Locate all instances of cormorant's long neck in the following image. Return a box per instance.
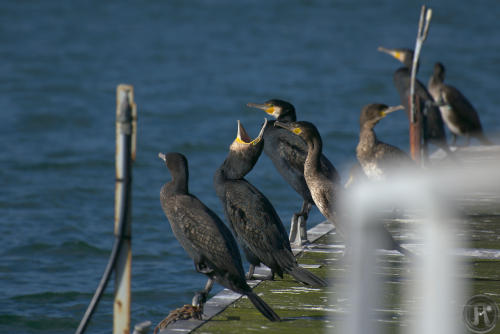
[276,112,296,123]
[359,123,378,151]
[213,167,226,201]
[168,170,189,194]
[402,56,418,72]
[429,72,444,87]
[219,153,252,180]
[305,136,322,173]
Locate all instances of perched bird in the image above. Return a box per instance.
[428,62,492,146]
[214,120,327,287]
[378,47,452,156]
[274,121,344,238]
[159,152,280,322]
[275,121,410,256]
[356,103,415,180]
[247,99,340,246]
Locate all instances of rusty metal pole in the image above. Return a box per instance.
[409,96,422,163]
[409,6,432,164]
[114,84,137,334]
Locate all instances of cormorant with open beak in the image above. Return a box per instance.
[214,119,327,287]
[159,152,280,322]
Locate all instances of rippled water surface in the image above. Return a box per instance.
[1,1,499,333]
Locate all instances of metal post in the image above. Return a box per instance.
[409,96,422,164]
[409,6,432,164]
[114,84,137,334]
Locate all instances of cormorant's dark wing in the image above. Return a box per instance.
[374,142,414,172]
[222,180,292,261]
[319,154,340,184]
[394,69,447,145]
[263,126,310,195]
[166,194,244,279]
[442,85,483,132]
[264,126,340,196]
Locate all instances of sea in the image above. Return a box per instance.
[1,1,499,333]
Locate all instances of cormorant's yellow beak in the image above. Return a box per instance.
[381,105,404,117]
[235,119,267,146]
[247,102,279,118]
[378,46,403,62]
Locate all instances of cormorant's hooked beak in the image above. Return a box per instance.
[158,152,166,162]
[247,102,279,118]
[378,46,404,62]
[274,121,290,130]
[235,118,267,146]
[274,121,302,135]
[382,105,404,117]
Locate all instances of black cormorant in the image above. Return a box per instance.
[428,62,492,146]
[159,152,280,322]
[356,103,416,180]
[378,47,452,156]
[247,99,340,246]
[214,120,327,287]
[275,121,410,256]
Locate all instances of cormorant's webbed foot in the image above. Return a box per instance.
[192,291,208,307]
[191,278,214,307]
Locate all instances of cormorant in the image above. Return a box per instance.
[378,47,452,156]
[159,152,280,322]
[356,103,416,180]
[275,121,410,256]
[428,62,492,146]
[247,99,340,246]
[214,120,327,287]
[274,121,344,237]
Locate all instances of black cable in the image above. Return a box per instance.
[74,234,124,334]
[75,133,131,334]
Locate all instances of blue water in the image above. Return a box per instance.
[1,1,499,333]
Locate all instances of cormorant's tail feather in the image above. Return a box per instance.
[246,292,281,322]
[288,265,328,287]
